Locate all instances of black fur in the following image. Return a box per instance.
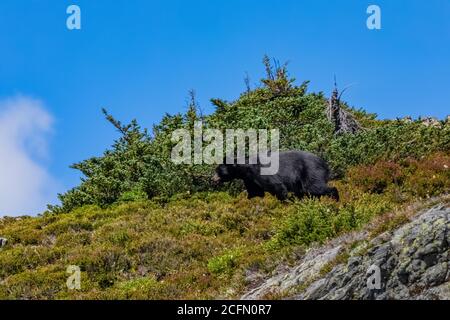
[213,151,339,201]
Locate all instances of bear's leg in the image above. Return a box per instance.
[244,180,265,199]
[269,184,288,201]
[278,191,289,201]
[293,182,306,200]
[247,189,265,199]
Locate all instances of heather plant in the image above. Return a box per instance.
[1,152,448,299]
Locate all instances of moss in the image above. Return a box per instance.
[0,266,68,300]
[319,251,350,278]
[370,213,410,238]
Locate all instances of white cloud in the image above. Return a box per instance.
[0,96,59,217]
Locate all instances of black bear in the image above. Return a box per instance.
[212,151,339,201]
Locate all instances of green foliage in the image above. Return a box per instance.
[268,200,337,248]
[118,187,148,203]
[207,249,242,276]
[327,121,449,176]
[51,57,449,212]
[54,105,214,212]
[267,193,394,250]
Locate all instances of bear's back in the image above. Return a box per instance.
[278,151,330,182]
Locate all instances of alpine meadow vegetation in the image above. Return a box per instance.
[0,57,449,299]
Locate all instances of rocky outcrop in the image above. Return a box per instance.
[242,245,343,300]
[420,117,442,128]
[0,237,7,248]
[242,202,450,300]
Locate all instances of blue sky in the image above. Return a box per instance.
[0,0,449,215]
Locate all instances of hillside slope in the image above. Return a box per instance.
[0,153,448,299]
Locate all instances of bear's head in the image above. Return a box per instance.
[212,163,238,184]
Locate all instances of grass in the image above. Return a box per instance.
[0,153,448,299]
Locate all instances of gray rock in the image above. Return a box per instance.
[241,245,342,300]
[421,117,441,128]
[423,263,448,286]
[0,237,7,247]
[401,116,413,123]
